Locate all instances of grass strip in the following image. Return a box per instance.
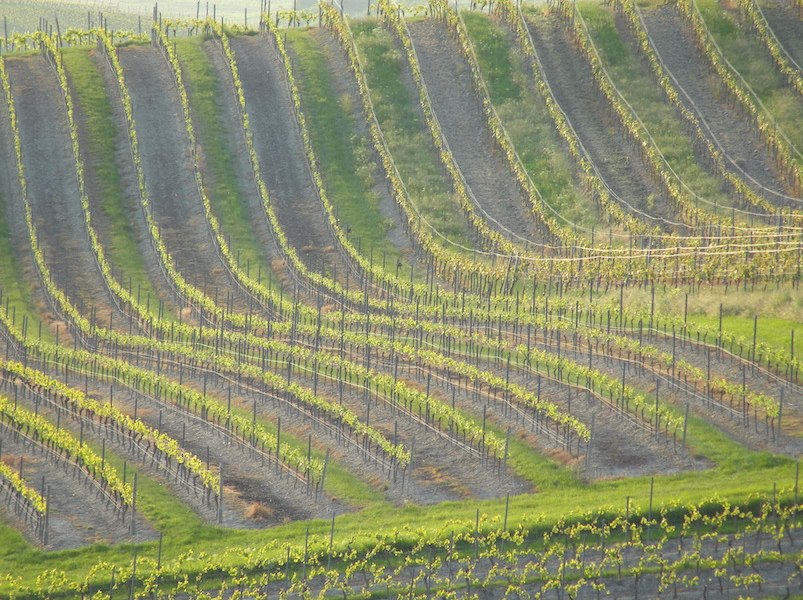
[286,27,408,274]
[351,19,476,251]
[62,47,169,322]
[462,11,605,231]
[173,37,273,282]
[695,0,803,167]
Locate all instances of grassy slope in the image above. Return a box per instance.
[0,60,51,342]
[0,155,46,342]
[604,284,803,361]
[0,24,799,593]
[351,19,476,251]
[462,11,606,232]
[286,28,409,274]
[174,36,272,284]
[62,47,172,322]
[578,1,737,215]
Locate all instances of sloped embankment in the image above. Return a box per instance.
[5,56,125,328]
[523,12,669,224]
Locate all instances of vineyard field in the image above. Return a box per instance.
[0,0,800,597]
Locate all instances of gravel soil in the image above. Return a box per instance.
[231,34,351,283]
[408,18,548,247]
[118,45,250,315]
[641,4,796,202]
[522,13,676,226]
[4,56,128,331]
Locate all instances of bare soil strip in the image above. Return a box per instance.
[407,18,547,246]
[70,49,185,321]
[75,377,331,529]
[523,14,677,225]
[0,74,76,348]
[231,34,351,284]
[0,409,151,550]
[118,45,249,314]
[759,0,803,67]
[5,56,127,331]
[641,5,796,201]
[301,367,532,503]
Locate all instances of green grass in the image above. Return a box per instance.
[0,173,48,342]
[612,285,802,360]
[578,1,738,217]
[462,10,606,231]
[286,28,409,275]
[0,24,800,598]
[350,19,476,250]
[62,47,169,322]
[696,0,803,168]
[0,63,51,342]
[174,37,274,284]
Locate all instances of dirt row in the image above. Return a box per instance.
[640,4,797,203]
[407,18,548,248]
[759,0,803,68]
[521,12,680,229]
[118,45,255,317]
[230,34,354,287]
[4,55,132,334]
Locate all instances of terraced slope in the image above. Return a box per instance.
[690,0,803,179]
[0,69,51,338]
[351,20,480,251]
[461,11,609,234]
[65,49,182,324]
[287,27,424,272]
